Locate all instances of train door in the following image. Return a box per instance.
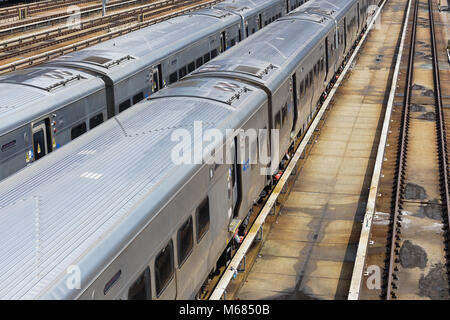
[285,0,289,13]
[258,14,262,29]
[231,137,242,218]
[325,37,329,81]
[32,119,51,161]
[220,32,226,52]
[152,64,162,93]
[357,3,360,31]
[291,73,298,134]
[344,18,347,52]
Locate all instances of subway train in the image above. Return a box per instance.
[0,0,306,182]
[0,0,377,299]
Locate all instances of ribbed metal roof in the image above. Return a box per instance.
[0,94,239,299]
[0,67,105,135]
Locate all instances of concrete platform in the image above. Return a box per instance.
[236,0,408,300]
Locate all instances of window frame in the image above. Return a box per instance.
[132,92,144,105]
[177,216,194,268]
[119,99,131,113]
[71,122,87,140]
[154,240,175,298]
[89,113,104,130]
[127,267,151,300]
[195,197,210,243]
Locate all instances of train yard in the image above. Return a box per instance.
[0,0,221,73]
[0,0,449,302]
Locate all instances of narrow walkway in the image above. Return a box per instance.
[236,0,407,299]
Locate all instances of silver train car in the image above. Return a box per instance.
[0,0,377,299]
[0,0,306,182]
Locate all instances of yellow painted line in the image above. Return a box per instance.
[209,4,384,300]
[348,0,412,300]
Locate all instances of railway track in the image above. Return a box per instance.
[0,0,201,63]
[382,0,450,299]
[0,0,166,37]
[0,0,221,73]
[0,0,90,16]
[0,0,96,21]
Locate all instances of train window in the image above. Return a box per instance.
[211,49,218,59]
[104,270,121,295]
[155,240,174,297]
[133,92,144,105]
[178,66,187,79]
[203,53,210,63]
[71,122,87,141]
[275,111,281,130]
[89,113,104,130]
[252,28,255,34]
[305,74,310,89]
[128,267,151,300]
[188,61,195,73]
[230,39,236,48]
[169,72,178,84]
[320,59,324,72]
[1,140,16,152]
[314,64,317,76]
[177,216,194,268]
[196,197,210,243]
[299,80,304,97]
[309,71,313,86]
[196,57,203,68]
[119,99,131,113]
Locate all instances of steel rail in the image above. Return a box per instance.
[0,0,173,49]
[428,0,450,289]
[0,0,222,75]
[348,0,413,300]
[0,0,162,36]
[385,0,449,299]
[0,0,76,15]
[0,0,195,59]
[0,0,96,20]
[385,0,418,300]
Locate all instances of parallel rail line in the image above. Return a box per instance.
[0,0,199,60]
[0,0,97,20]
[0,0,98,15]
[0,0,222,75]
[0,0,165,37]
[383,0,450,299]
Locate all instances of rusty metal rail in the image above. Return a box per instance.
[0,0,171,49]
[0,0,199,59]
[0,0,163,37]
[0,0,96,20]
[384,0,450,300]
[0,0,81,15]
[0,0,221,75]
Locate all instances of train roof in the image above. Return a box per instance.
[214,0,282,18]
[47,9,241,83]
[151,77,258,108]
[189,15,332,91]
[0,66,104,135]
[284,0,356,22]
[0,79,266,299]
